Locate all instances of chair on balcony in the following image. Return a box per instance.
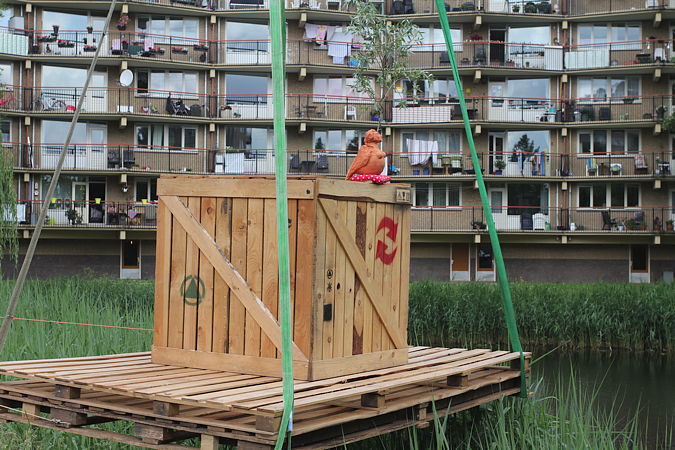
[632,210,645,228]
[107,150,121,169]
[586,157,598,176]
[289,153,301,171]
[472,47,487,65]
[634,154,649,175]
[440,52,451,65]
[344,105,356,120]
[316,154,329,171]
[520,213,533,231]
[599,107,611,121]
[602,211,616,230]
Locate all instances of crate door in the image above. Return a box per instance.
[317,198,409,361]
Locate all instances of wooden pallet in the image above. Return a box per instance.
[0,347,530,449]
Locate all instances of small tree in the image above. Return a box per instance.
[0,144,17,274]
[346,0,432,128]
[510,134,539,162]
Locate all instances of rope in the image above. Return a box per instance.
[0,0,120,354]
[0,316,151,331]
[269,0,295,448]
[435,0,527,398]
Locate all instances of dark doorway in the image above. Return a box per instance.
[489,29,506,66]
[89,182,105,223]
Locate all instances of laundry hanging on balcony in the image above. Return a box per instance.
[407,139,439,166]
[327,31,353,64]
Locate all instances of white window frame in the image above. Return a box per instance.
[134,124,198,153]
[312,129,366,156]
[134,178,158,204]
[136,70,199,98]
[401,129,462,157]
[412,182,462,209]
[577,183,640,209]
[416,26,462,52]
[1,120,11,145]
[577,23,641,49]
[136,16,199,42]
[577,76,641,104]
[312,76,373,104]
[578,129,640,156]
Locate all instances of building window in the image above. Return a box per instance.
[477,244,493,271]
[137,16,199,40]
[579,130,639,155]
[413,183,461,208]
[225,127,270,159]
[137,71,198,96]
[631,244,648,273]
[225,22,269,52]
[135,124,197,151]
[0,63,12,87]
[401,130,462,155]
[415,26,462,51]
[312,76,373,103]
[578,183,639,209]
[577,77,640,102]
[225,74,268,105]
[578,24,641,49]
[313,129,366,154]
[399,78,458,104]
[135,180,158,202]
[122,240,140,269]
[1,120,11,143]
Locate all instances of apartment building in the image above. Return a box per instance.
[1,0,674,283]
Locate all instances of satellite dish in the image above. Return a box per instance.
[119,69,133,87]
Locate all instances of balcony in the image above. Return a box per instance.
[16,200,157,229]
[411,205,675,233]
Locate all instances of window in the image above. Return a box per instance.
[0,63,12,87]
[401,130,462,155]
[225,74,268,105]
[135,180,158,202]
[1,120,11,143]
[577,77,640,102]
[578,183,639,208]
[413,183,461,208]
[578,24,640,49]
[477,244,493,271]
[225,127,270,159]
[122,240,140,269]
[490,79,550,109]
[579,130,639,155]
[508,26,550,45]
[225,22,269,53]
[416,26,462,51]
[42,10,101,30]
[137,71,198,95]
[313,129,366,154]
[313,77,372,103]
[400,78,458,104]
[135,124,197,151]
[631,245,648,273]
[137,16,199,41]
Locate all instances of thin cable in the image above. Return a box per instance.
[435,0,527,398]
[0,0,119,354]
[0,316,151,331]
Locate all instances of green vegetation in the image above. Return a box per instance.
[0,146,18,271]
[0,278,672,448]
[409,281,675,352]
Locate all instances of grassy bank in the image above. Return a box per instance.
[409,281,675,352]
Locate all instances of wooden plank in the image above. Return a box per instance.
[322,200,337,361]
[351,202,367,356]
[228,198,248,356]
[200,434,219,450]
[153,401,180,417]
[362,202,376,353]
[197,197,217,353]
[153,198,173,348]
[54,385,80,399]
[212,198,232,354]
[309,349,408,381]
[332,200,348,359]
[162,196,308,362]
[293,199,313,358]
[389,205,403,343]
[244,198,264,358]
[158,177,315,199]
[317,179,411,204]
[285,199,298,360]
[261,199,279,359]
[183,197,202,351]
[167,199,188,349]
[0,353,151,368]
[398,206,411,346]
[310,200,327,361]
[342,201,357,357]
[319,198,407,349]
[380,202,395,351]
[371,203,385,353]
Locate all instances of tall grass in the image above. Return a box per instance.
[409,281,675,352]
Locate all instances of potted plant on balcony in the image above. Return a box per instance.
[117,14,129,31]
[661,112,675,131]
[193,43,209,52]
[623,97,635,104]
[512,4,520,12]
[471,220,487,230]
[460,2,475,11]
[86,25,94,34]
[667,219,674,231]
[653,216,662,231]
[57,39,74,48]
[65,209,83,225]
[524,2,537,13]
[52,25,60,35]
[494,159,506,174]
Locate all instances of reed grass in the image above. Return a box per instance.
[409,281,675,352]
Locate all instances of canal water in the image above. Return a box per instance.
[535,350,674,448]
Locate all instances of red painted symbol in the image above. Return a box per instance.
[376,217,398,265]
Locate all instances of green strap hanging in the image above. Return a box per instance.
[434,0,527,398]
[269,0,295,448]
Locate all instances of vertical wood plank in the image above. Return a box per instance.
[197,197,216,352]
[362,202,377,354]
[311,200,327,361]
[371,203,385,353]
[212,198,232,353]
[351,202,367,355]
[332,200,347,359]
[153,198,172,348]
[167,197,188,349]
[380,202,394,351]
[389,204,403,347]
[322,199,337,360]
[287,199,299,359]
[183,197,202,351]
[245,198,264,357]
[261,198,279,358]
[228,198,248,355]
[398,205,411,347]
[293,199,314,358]
[342,201,357,357]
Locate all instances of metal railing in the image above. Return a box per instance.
[411,205,675,233]
[16,199,158,228]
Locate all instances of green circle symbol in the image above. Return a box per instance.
[181,275,206,306]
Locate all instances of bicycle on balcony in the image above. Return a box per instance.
[32,94,67,112]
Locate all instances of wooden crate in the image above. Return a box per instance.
[152,175,412,381]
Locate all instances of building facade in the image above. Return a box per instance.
[1,0,674,283]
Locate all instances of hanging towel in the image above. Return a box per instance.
[303,23,319,41]
[328,31,352,64]
[429,140,439,166]
[316,25,329,43]
[407,139,431,166]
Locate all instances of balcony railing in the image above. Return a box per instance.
[16,200,157,228]
[411,205,675,233]
[7,143,673,178]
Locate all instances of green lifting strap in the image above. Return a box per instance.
[269,0,295,448]
[434,0,527,398]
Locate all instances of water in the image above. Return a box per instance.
[536,350,675,448]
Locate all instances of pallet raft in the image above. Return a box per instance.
[0,347,530,449]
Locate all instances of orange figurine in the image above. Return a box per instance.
[345,129,391,184]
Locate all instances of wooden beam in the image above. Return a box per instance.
[54,385,80,399]
[200,434,220,450]
[161,196,308,362]
[153,401,179,417]
[51,408,87,426]
[319,198,406,349]
[447,374,469,387]
[361,392,385,409]
[158,177,315,199]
